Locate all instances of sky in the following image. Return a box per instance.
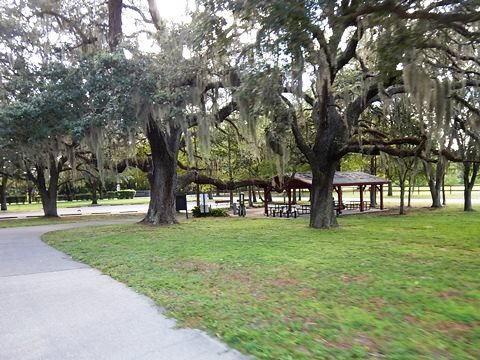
[122,0,193,52]
[155,0,192,23]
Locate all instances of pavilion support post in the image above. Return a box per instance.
[287,188,292,211]
[359,185,364,212]
[338,186,343,209]
[264,188,269,216]
[380,184,384,210]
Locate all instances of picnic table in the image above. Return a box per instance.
[344,200,370,210]
[267,204,297,218]
[297,204,311,215]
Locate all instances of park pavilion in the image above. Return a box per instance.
[264,172,390,217]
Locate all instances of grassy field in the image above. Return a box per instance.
[4,197,151,212]
[44,209,479,359]
[0,214,142,229]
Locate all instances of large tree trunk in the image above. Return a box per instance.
[407,173,416,208]
[141,118,181,225]
[62,181,74,201]
[370,187,376,207]
[0,174,7,211]
[463,162,478,212]
[432,162,445,208]
[309,162,338,228]
[196,184,200,207]
[407,181,412,208]
[424,159,446,208]
[35,157,62,217]
[427,179,442,207]
[464,186,473,212]
[442,174,447,206]
[91,180,98,205]
[248,186,253,207]
[395,159,409,215]
[39,188,58,217]
[294,90,346,229]
[108,0,123,51]
[385,168,393,196]
[27,183,34,204]
[399,178,406,215]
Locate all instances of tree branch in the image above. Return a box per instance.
[280,95,315,161]
[147,0,165,32]
[336,29,360,73]
[34,10,96,47]
[122,3,153,24]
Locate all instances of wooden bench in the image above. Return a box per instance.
[214,200,231,205]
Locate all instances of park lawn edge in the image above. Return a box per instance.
[44,208,480,360]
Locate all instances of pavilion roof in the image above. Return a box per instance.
[288,172,390,187]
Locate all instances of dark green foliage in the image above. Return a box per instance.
[6,195,27,205]
[104,190,136,199]
[117,189,136,199]
[106,191,117,200]
[56,193,93,201]
[0,62,86,146]
[192,206,229,217]
[75,53,142,135]
[57,191,134,201]
[74,193,92,201]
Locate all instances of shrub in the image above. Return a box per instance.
[6,195,27,204]
[74,193,92,201]
[191,206,229,218]
[117,189,136,199]
[106,191,116,199]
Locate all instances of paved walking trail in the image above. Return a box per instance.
[0,221,249,360]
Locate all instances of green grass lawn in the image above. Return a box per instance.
[44,209,480,359]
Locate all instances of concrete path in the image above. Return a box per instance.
[0,198,231,220]
[0,222,249,360]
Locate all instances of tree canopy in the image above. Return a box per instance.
[0,0,479,226]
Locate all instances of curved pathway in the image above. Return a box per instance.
[0,221,249,360]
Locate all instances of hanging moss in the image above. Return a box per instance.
[84,126,105,184]
[185,128,194,163]
[402,62,455,147]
